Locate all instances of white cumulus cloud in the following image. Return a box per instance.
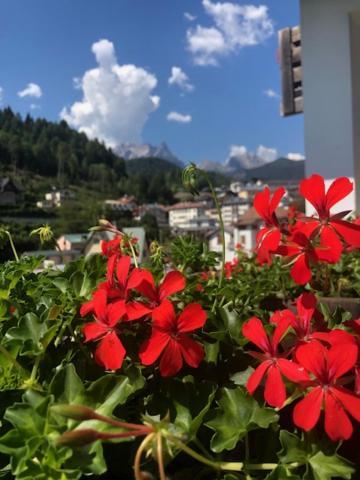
[264,88,279,99]
[184,12,197,21]
[287,152,305,161]
[256,145,278,162]
[60,39,160,148]
[18,82,42,98]
[187,0,274,66]
[168,66,194,92]
[167,111,192,123]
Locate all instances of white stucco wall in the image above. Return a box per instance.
[301,0,360,213]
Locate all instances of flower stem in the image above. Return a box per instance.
[134,433,155,480]
[5,230,19,261]
[156,433,166,480]
[167,435,243,471]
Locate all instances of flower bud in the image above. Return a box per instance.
[57,428,100,447]
[51,404,97,421]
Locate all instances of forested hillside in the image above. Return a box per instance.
[0,108,126,187]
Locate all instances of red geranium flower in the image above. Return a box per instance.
[139,299,206,377]
[300,174,360,248]
[271,292,318,343]
[277,227,342,285]
[254,186,286,264]
[81,256,151,321]
[242,317,309,407]
[293,341,360,441]
[82,289,127,370]
[133,270,185,313]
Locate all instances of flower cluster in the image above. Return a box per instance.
[80,235,207,376]
[254,174,360,284]
[242,292,360,441]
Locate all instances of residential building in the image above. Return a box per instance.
[167,201,208,230]
[136,203,168,228]
[37,189,75,209]
[206,227,235,262]
[0,177,23,206]
[104,195,137,213]
[57,233,89,251]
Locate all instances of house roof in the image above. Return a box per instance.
[167,201,207,211]
[0,177,22,193]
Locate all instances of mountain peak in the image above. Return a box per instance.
[115,142,183,167]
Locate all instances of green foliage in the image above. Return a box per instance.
[0,240,358,478]
[278,431,355,480]
[206,387,278,452]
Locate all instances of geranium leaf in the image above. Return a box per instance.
[307,451,355,480]
[206,387,278,452]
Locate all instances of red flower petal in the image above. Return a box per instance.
[107,300,126,327]
[270,187,286,213]
[92,288,108,323]
[152,299,177,331]
[177,303,207,333]
[327,344,358,381]
[296,292,317,325]
[331,387,360,422]
[315,226,343,263]
[131,270,157,301]
[290,253,312,285]
[242,317,271,353]
[82,322,108,342]
[293,386,323,431]
[331,219,360,248]
[127,268,154,292]
[264,365,286,408]
[296,341,327,379]
[325,177,353,211]
[246,360,272,394]
[159,339,183,376]
[254,187,271,221]
[139,330,170,365]
[277,358,309,383]
[94,331,126,370]
[125,301,151,321]
[299,174,326,216]
[106,254,117,284]
[116,256,131,290]
[159,271,186,302]
[178,335,204,368]
[324,391,353,441]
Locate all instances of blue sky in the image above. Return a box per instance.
[0,0,304,165]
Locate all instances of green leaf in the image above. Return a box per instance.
[5,313,46,355]
[278,430,308,465]
[308,451,355,480]
[265,466,301,480]
[86,365,145,416]
[206,387,278,452]
[230,366,255,386]
[219,306,243,342]
[50,364,85,405]
[169,377,216,439]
